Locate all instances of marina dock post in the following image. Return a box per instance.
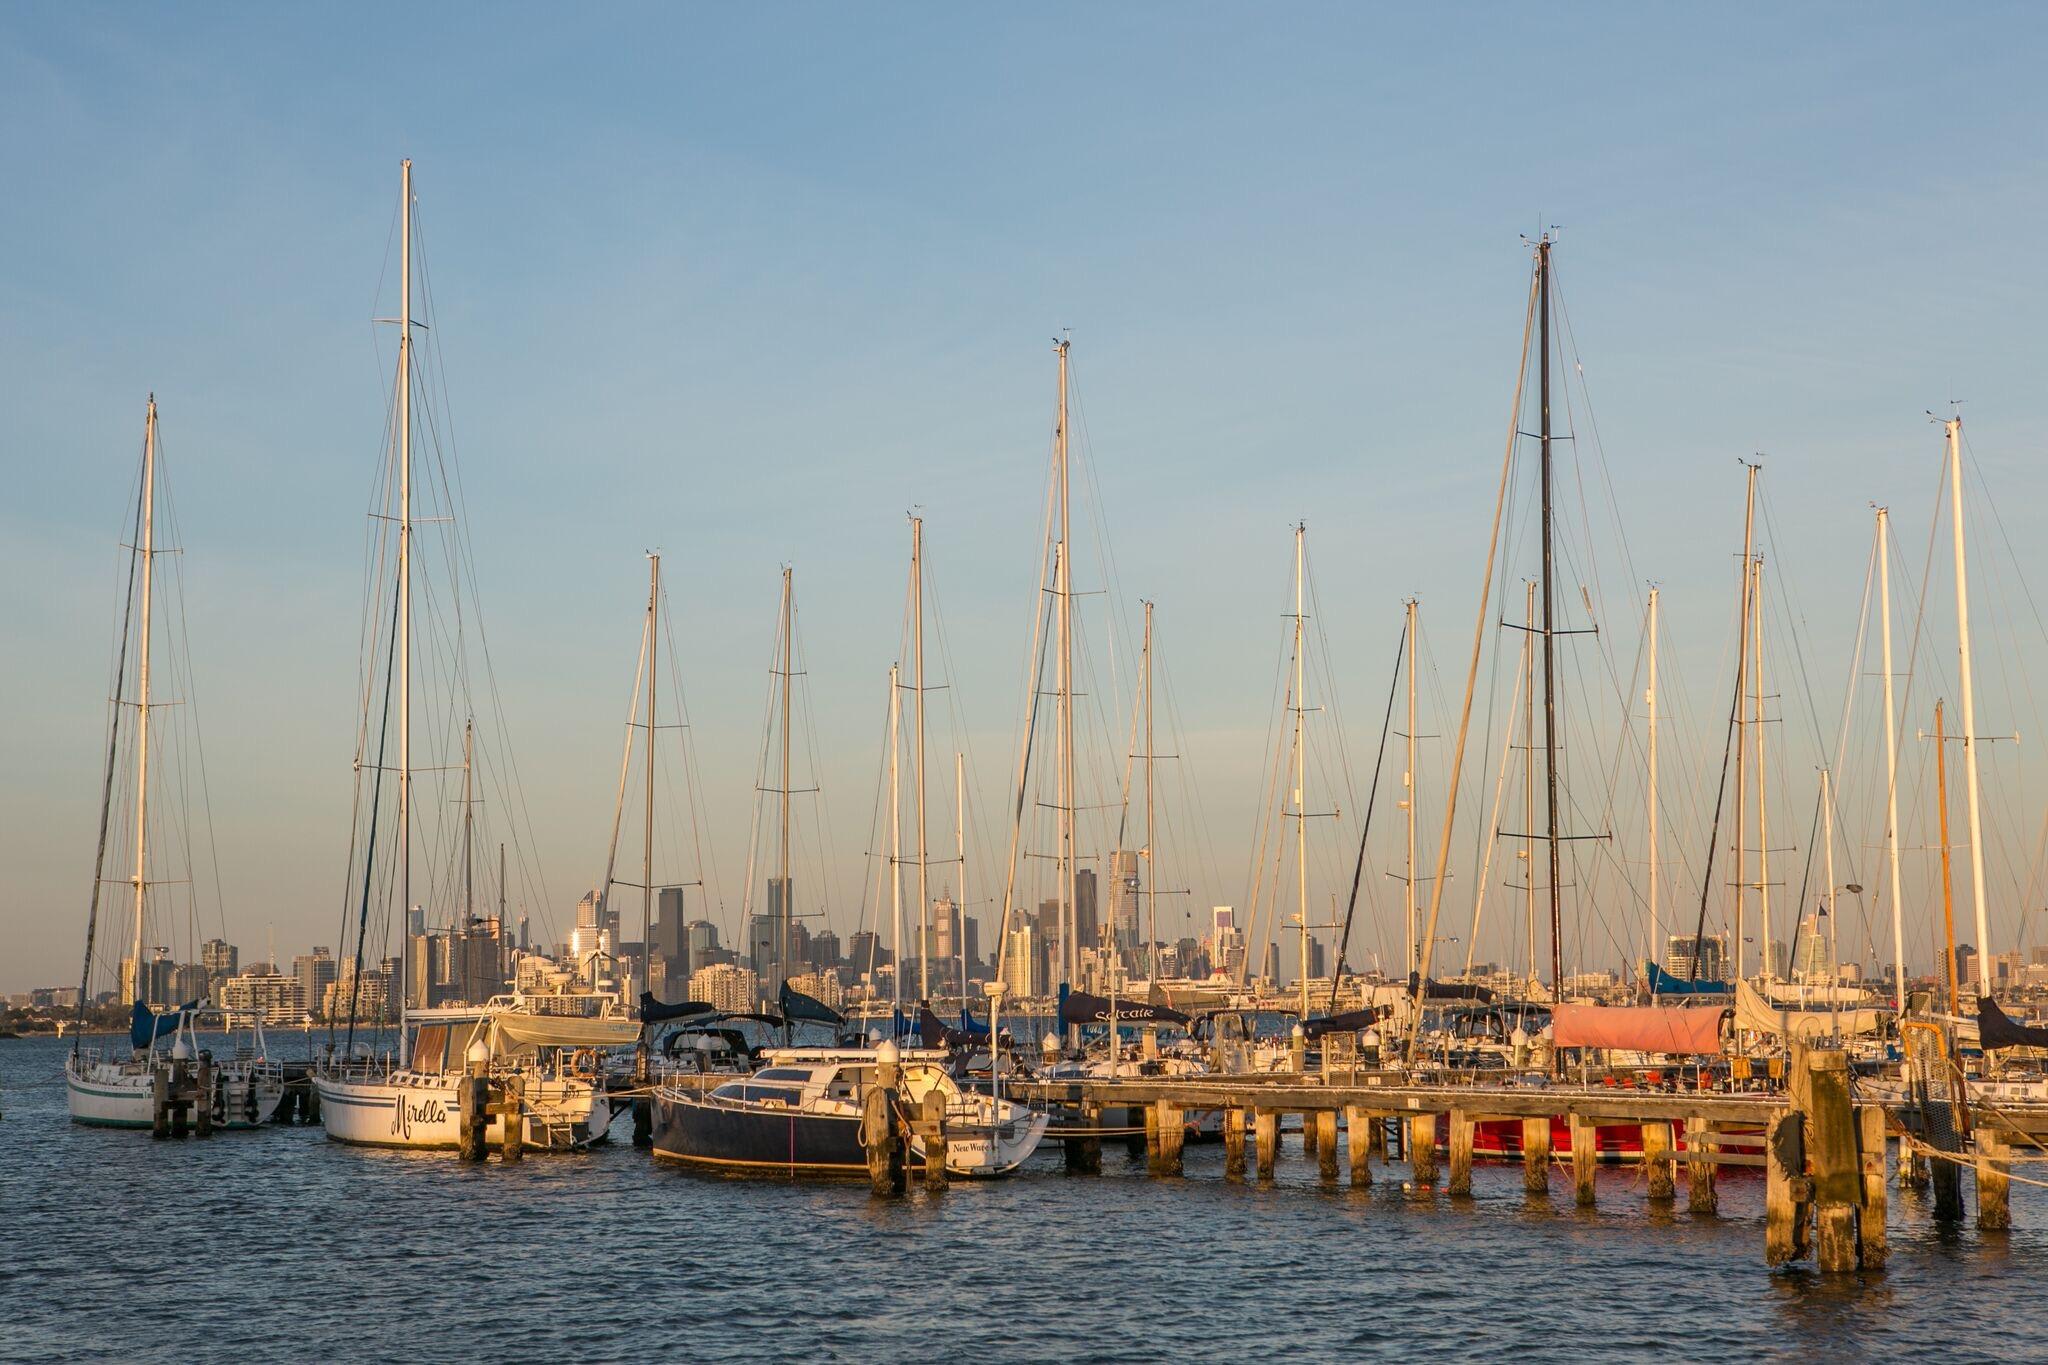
[193,1053,214,1138]
[1521,1117,1550,1193]
[1346,1106,1372,1187]
[1976,1129,2012,1231]
[919,1089,949,1189]
[1149,1101,1183,1176]
[1224,1107,1247,1181]
[632,1042,652,1148]
[1254,1109,1278,1180]
[863,1041,906,1196]
[1858,1106,1889,1267]
[458,1043,491,1162]
[1685,1117,1717,1214]
[1408,1114,1437,1186]
[1569,1114,1597,1206]
[1642,1120,1674,1201]
[499,1076,525,1163]
[1316,1111,1339,1182]
[1064,1104,1102,1174]
[1447,1109,1474,1196]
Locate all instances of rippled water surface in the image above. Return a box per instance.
[3,1034,2043,1362]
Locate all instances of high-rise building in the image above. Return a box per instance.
[406,905,427,939]
[847,930,885,976]
[294,948,338,1019]
[141,953,175,1007]
[653,886,688,963]
[1003,924,1041,999]
[1110,850,1141,938]
[1664,933,1730,984]
[685,920,720,977]
[1957,945,1979,991]
[171,962,209,1003]
[217,969,303,1026]
[688,962,759,1014]
[451,918,506,1003]
[1075,868,1099,948]
[200,938,238,988]
[1791,916,1834,978]
[1211,906,1245,980]
[810,929,842,969]
[765,876,793,991]
[1260,941,1280,984]
[748,914,776,975]
[786,970,844,1010]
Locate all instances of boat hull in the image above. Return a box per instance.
[315,1071,608,1151]
[66,1057,286,1130]
[650,1090,866,1175]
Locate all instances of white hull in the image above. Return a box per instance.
[315,1070,611,1151]
[910,1093,1051,1177]
[66,1055,287,1130]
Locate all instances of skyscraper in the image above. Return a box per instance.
[200,938,238,991]
[294,948,337,1020]
[1075,868,1099,948]
[1109,850,1141,939]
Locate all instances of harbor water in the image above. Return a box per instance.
[4,1035,2044,1362]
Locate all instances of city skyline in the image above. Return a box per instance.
[8,7,2048,997]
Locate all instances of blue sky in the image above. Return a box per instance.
[5,4,2047,993]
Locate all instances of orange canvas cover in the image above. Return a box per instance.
[1552,1003,1724,1055]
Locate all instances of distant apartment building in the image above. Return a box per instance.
[689,962,759,1014]
[218,969,304,1026]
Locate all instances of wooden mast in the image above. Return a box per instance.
[1752,554,1772,978]
[888,661,902,1012]
[778,566,793,1001]
[1936,700,1959,1013]
[1142,599,1157,983]
[398,159,414,989]
[1646,587,1660,978]
[1054,340,1076,1007]
[1292,523,1310,1017]
[1730,464,1758,981]
[1404,596,1419,980]
[1523,580,1537,993]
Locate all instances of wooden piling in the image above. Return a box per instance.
[1685,1117,1717,1215]
[1346,1106,1372,1188]
[1151,1102,1184,1177]
[1224,1107,1247,1182]
[1141,1101,1160,1159]
[1066,1104,1103,1174]
[1254,1109,1278,1180]
[459,1074,490,1162]
[1899,1143,1928,1189]
[194,1055,214,1138]
[1806,1050,1860,1271]
[1302,1110,1320,1156]
[921,1089,949,1189]
[1569,1115,1597,1207]
[1409,1113,1438,1186]
[500,1077,525,1163]
[632,1043,652,1148]
[152,1068,170,1140]
[861,1085,905,1195]
[1976,1128,2012,1231]
[1316,1111,1339,1183]
[169,1062,189,1139]
[1857,1105,1888,1269]
[1643,1120,1674,1202]
[1765,1107,1811,1266]
[1521,1116,1550,1193]
[1448,1109,1474,1196]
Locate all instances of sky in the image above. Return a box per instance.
[5,3,2048,995]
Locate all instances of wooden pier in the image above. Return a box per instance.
[1010,1045,1975,1272]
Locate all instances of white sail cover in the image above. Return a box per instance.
[1735,979,1885,1040]
[489,1013,641,1056]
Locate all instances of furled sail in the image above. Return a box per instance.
[129,999,199,1050]
[1978,996,2048,1050]
[779,980,845,1027]
[1734,979,1884,1040]
[1552,1002,1726,1054]
[1059,991,1191,1027]
[1302,1006,1392,1041]
[1646,962,1729,996]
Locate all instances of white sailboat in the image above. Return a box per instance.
[313,160,623,1152]
[66,397,286,1129]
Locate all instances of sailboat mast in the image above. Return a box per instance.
[644,553,659,977]
[1537,236,1563,996]
[888,662,902,1012]
[130,396,157,1005]
[1752,555,1772,977]
[1936,700,1960,1013]
[955,751,967,1004]
[1054,340,1076,999]
[912,515,929,1001]
[1876,508,1908,1012]
[1293,524,1309,1017]
[1646,587,1660,977]
[1730,465,1758,980]
[1946,417,1994,1001]
[779,566,793,998]
[1143,599,1157,982]
[398,158,414,960]
[462,719,474,919]
[1523,581,1536,992]
[1404,596,1418,979]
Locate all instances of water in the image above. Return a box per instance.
[3,1034,2041,1362]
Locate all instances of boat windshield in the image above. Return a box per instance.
[710,1082,805,1107]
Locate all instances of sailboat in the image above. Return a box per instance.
[313,161,632,1152]
[66,397,286,1129]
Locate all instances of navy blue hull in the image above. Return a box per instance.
[651,1092,865,1175]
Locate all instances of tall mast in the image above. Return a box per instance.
[1752,555,1772,979]
[1936,700,1960,1013]
[1054,340,1076,1000]
[778,566,793,998]
[1142,599,1157,982]
[1946,417,1994,1001]
[888,662,902,1011]
[1822,767,1840,1012]
[1404,596,1419,979]
[955,751,967,1003]
[1293,523,1309,1017]
[462,719,475,919]
[1730,465,1758,980]
[1646,587,1660,977]
[130,395,157,1006]
[1537,235,1563,996]
[398,158,414,958]
[912,515,929,1001]
[644,553,659,983]
[1523,580,1536,992]
[1877,508,1907,1012]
